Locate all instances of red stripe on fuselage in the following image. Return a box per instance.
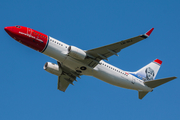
[4,25,48,52]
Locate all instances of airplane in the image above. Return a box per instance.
[4,25,177,99]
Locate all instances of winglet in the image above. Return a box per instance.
[141,28,154,38]
[145,28,154,37]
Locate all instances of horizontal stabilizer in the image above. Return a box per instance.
[139,91,149,99]
[144,77,177,88]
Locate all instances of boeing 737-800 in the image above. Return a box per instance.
[4,25,176,99]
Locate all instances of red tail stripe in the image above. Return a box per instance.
[154,59,162,65]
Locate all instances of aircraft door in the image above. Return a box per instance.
[131,76,135,84]
[27,27,32,35]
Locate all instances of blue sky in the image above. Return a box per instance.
[1,0,180,119]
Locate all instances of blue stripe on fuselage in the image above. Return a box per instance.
[41,36,49,53]
[129,73,145,81]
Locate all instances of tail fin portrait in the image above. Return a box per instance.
[135,59,162,81]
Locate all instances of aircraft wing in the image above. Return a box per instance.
[57,62,79,92]
[57,75,70,92]
[86,28,154,61]
[57,73,79,92]
[57,74,73,92]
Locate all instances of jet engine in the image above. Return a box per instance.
[68,46,86,60]
[43,62,62,76]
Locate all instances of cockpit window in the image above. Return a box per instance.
[15,25,21,28]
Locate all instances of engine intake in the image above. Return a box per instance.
[43,62,62,76]
[68,46,86,60]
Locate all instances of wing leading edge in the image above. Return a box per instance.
[86,28,154,61]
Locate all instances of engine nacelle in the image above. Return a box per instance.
[43,62,62,76]
[68,46,86,60]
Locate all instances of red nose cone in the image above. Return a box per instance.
[4,26,13,34]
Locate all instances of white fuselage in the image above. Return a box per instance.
[43,36,152,92]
